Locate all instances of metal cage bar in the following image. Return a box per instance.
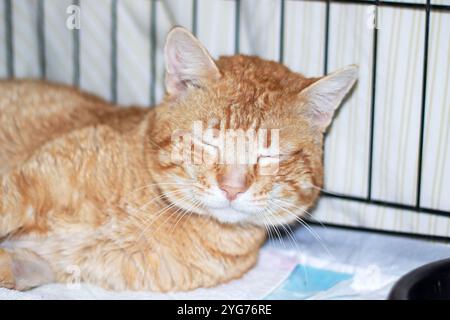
[192,0,198,37]
[367,0,379,201]
[150,0,157,106]
[72,0,80,87]
[323,0,330,75]
[5,0,14,77]
[234,0,241,54]
[111,0,118,103]
[301,0,450,11]
[279,0,285,64]
[37,0,46,79]
[415,0,431,209]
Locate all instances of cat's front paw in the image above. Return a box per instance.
[0,248,55,291]
[0,249,16,289]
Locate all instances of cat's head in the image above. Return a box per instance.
[150,27,357,226]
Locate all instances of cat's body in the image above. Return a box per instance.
[0,79,264,291]
[0,27,357,291]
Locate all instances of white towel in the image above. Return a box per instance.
[0,248,297,300]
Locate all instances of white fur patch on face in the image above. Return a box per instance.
[196,184,267,224]
[206,207,251,224]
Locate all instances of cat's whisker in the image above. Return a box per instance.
[170,200,198,233]
[122,188,191,226]
[125,216,155,254]
[265,224,277,246]
[136,194,194,242]
[272,198,327,229]
[146,193,192,223]
[267,206,300,253]
[302,183,334,194]
[151,197,198,236]
[165,174,197,183]
[125,182,195,199]
[254,211,274,245]
[269,200,318,237]
[170,199,202,234]
[263,208,287,250]
[136,202,189,251]
[268,200,334,259]
[264,205,311,286]
[137,188,190,211]
[116,190,181,230]
[257,210,277,247]
[256,213,273,244]
[142,188,200,232]
[266,205,302,254]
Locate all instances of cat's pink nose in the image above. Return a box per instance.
[219,184,248,201]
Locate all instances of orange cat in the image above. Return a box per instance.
[0,27,357,291]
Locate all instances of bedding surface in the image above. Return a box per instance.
[1,225,449,300]
[267,225,450,299]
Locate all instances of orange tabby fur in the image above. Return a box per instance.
[0,27,356,291]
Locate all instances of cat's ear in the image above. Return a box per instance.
[164,26,221,96]
[299,65,358,132]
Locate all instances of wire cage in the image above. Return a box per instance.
[1,0,449,240]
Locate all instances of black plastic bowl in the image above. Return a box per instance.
[389,258,450,300]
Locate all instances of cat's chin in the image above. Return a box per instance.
[205,206,255,224]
